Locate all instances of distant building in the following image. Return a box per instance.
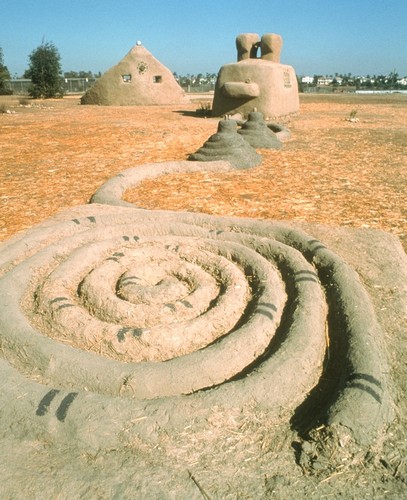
[317,77,333,86]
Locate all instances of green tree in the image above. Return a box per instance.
[376,74,387,89]
[64,70,94,79]
[64,70,79,78]
[26,40,64,98]
[388,70,399,89]
[78,70,93,78]
[313,74,322,85]
[0,47,11,93]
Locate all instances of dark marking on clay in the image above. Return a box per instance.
[117,327,129,342]
[308,239,327,252]
[56,392,79,422]
[56,303,75,311]
[165,303,176,312]
[294,270,319,284]
[87,216,96,223]
[117,173,125,178]
[123,235,130,241]
[133,236,140,242]
[308,239,323,246]
[295,277,319,283]
[50,297,69,304]
[113,252,125,258]
[72,219,81,225]
[348,382,382,404]
[117,327,144,342]
[347,373,382,389]
[256,303,278,321]
[257,309,274,320]
[181,300,193,309]
[258,302,278,312]
[106,257,119,262]
[120,280,138,287]
[312,245,327,253]
[36,389,60,416]
[131,328,143,338]
[120,276,140,286]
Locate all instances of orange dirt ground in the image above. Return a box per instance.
[0,92,406,498]
[0,93,406,250]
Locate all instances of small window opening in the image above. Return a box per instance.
[122,74,132,83]
[153,75,162,83]
[250,42,260,59]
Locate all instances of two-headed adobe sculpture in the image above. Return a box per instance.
[212,33,300,119]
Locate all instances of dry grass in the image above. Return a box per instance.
[0,92,406,497]
[0,93,406,250]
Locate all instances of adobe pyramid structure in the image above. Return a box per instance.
[81,43,189,106]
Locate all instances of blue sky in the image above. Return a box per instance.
[1,0,406,78]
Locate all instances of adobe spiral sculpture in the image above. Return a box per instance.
[0,159,393,461]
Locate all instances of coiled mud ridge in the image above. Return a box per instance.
[0,161,392,457]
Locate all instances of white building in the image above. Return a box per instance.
[301,76,313,84]
[317,77,333,86]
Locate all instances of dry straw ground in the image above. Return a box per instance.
[0,93,406,252]
[0,93,406,498]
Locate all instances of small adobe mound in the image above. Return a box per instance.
[188,120,262,169]
[238,111,282,149]
[81,43,189,106]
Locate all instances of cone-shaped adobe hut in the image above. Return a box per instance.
[81,42,189,106]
